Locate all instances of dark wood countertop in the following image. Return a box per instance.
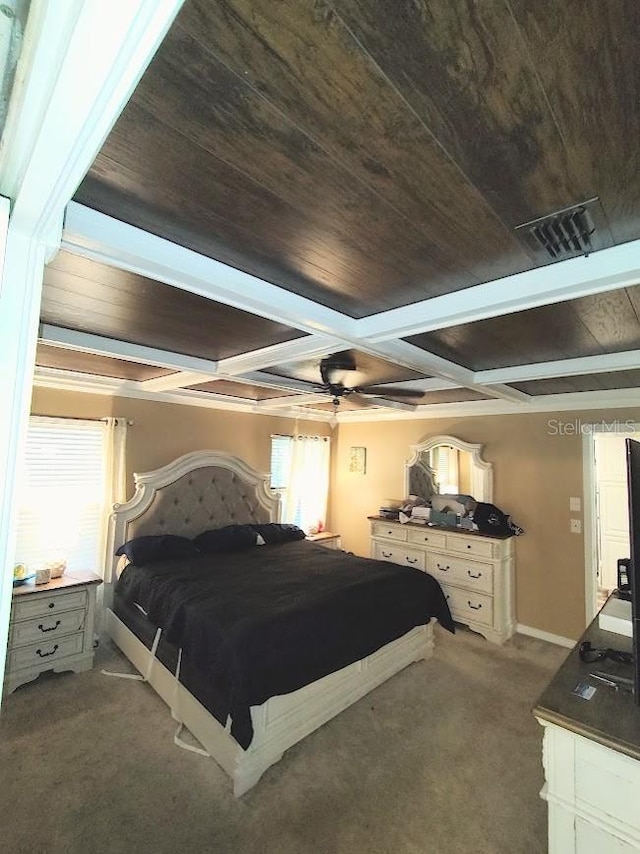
[533,602,640,762]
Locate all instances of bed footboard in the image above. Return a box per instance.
[106,609,434,796]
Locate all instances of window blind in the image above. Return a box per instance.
[270,435,293,489]
[14,418,107,573]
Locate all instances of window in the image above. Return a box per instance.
[270,434,330,532]
[15,417,108,573]
[430,445,459,494]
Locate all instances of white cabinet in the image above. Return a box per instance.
[4,571,102,694]
[537,721,640,853]
[369,519,515,644]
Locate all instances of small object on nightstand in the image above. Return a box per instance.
[35,567,51,585]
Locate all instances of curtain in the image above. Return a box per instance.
[281,436,330,533]
[100,417,128,583]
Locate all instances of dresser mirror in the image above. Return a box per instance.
[405,435,493,503]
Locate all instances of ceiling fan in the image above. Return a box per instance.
[316,355,425,409]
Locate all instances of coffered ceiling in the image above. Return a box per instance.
[34,0,640,421]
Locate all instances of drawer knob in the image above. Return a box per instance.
[468,601,482,610]
[48,603,55,609]
[437,564,450,571]
[382,550,393,558]
[406,557,418,565]
[36,644,59,658]
[467,571,482,579]
[467,544,472,549]
[38,620,61,633]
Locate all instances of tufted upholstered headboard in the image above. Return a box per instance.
[105,450,279,583]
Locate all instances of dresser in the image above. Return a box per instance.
[369,518,515,644]
[5,571,102,694]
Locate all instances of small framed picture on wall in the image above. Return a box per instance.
[349,446,366,475]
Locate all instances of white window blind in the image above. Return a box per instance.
[15,418,107,573]
[432,445,459,495]
[270,435,292,490]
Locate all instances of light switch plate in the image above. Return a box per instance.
[570,518,582,534]
[570,497,581,512]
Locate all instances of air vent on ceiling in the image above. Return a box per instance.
[515,197,613,261]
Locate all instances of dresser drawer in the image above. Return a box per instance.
[372,541,426,570]
[406,528,447,549]
[13,589,87,622]
[447,534,495,559]
[426,553,494,594]
[371,522,407,542]
[442,585,493,627]
[9,609,86,648]
[8,632,84,672]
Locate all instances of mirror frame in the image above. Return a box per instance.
[405,434,493,503]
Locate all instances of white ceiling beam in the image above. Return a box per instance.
[375,340,529,403]
[4,0,185,247]
[139,371,217,392]
[216,335,342,375]
[63,202,358,340]
[256,393,332,408]
[220,371,320,395]
[358,239,640,342]
[476,349,640,385]
[39,324,221,374]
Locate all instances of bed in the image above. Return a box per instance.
[105,450,453,796]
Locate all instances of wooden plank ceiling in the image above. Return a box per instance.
[36,0,640,413]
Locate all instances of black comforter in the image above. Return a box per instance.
[116,540,454,748]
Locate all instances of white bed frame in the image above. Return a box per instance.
[105,450,434,796]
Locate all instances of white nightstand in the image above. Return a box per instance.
[307,531,342,550]
[4,570,102,694]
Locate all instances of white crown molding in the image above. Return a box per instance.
[336,387,640,422]
[32,367,332,422]
[32,365,640,425]
[358,238,640,342]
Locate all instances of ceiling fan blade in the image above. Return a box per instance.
[348,392,381,408]
[357,386,425,398]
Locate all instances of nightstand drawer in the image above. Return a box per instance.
[447,534,495,559]
[8,632,84,672]
[426,554,493,594]
[372,541,425,570]
[9,609,86,648]
[371,522,407,542]
[13,589,87,622]
[442,586,493,627]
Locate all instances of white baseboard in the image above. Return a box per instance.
[516,623,576,649]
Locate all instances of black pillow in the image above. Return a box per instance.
[115,534,200,565]
[193,524,258,554]
[251,523,306,544]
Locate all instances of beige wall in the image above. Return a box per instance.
[330,408,640,642]
[30,387,330,500]
[32,387,640,642]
